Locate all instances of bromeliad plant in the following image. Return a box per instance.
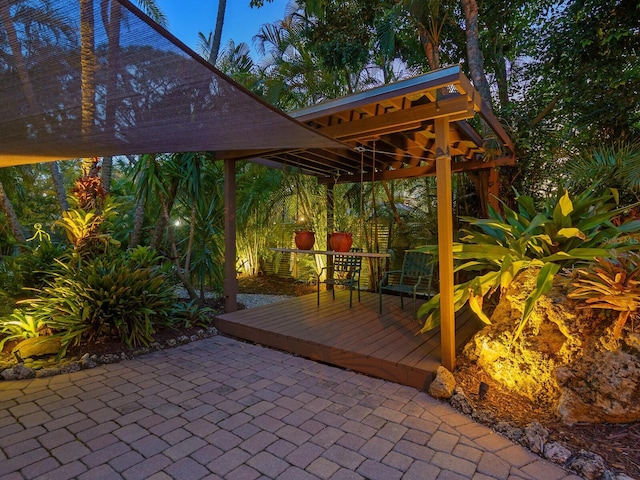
[417,188,640,340]
[22,247,178,357]
[569,252,640,339]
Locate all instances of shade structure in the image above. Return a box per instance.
[0,0,517,371]
[229,65,516,184]
[0,0,346,167]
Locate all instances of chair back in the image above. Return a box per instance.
[399,251,432,283]
[334,254,362,276]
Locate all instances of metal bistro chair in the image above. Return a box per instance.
[317,251,362,308]
[379,251,434,314]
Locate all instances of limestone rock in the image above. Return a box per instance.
[463,269,640,424]
[523,421,549,454]
[1,364,36,380]
[12,336,61,359]
[566,450,606,480]
[449,387,473,415]
[428,366,456,399]
[557,349,640,424]
[544,441,572,464]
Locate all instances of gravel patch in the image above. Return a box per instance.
[238,293,292,308]
[174,287,292,308]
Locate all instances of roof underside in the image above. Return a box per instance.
[231,65,516,184]
[0,1,515,183]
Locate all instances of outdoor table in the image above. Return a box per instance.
[270,248,391,297]
[270,248,390,258]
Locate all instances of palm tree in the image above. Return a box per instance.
[99,0,166,193]
[208,0,227,64]
[0,0,70,213]
[80,0,98,178]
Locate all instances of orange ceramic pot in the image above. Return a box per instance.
[329,232,353,252]
[294,231,315,250]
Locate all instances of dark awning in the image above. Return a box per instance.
[0,0,346,167]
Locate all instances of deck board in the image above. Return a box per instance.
[215,291,480,390]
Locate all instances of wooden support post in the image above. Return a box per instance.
[435,117,456,371]
[224,158,238,312]
[326,183,335,289]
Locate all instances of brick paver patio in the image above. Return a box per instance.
[0,335,582,479]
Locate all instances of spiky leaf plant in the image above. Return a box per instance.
[23,248,178,357]
[569,252,640,338]
[0,310,48,350]
[417,188,640,340]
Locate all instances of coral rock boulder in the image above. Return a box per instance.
[463,269,640,425]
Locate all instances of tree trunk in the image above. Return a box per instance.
[128,195,146,248]
[160,193,199,303]
[100,0,122,194]
[48,162,69,212]
[494,47,509,109]
[80,0,97,137]
[208,0,227,64]
[460,0,492,108]
[460,0,493,216]
[101,156,113,194]
[419,26,439,70]
[0,0,68,212]
[0,181,26,244]
[150,177,179,250]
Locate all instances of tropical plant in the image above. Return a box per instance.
[417,188,640,340]
[54,197,120,257]
[564,142,640,202]
[13,235,67,291]
[569,252,640,339]
[0,309,48,350]
[171,299,214,329]
[24,248,178,356]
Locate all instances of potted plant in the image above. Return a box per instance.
[329,231,352,252]
[294,217,315,250]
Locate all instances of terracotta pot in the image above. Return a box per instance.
[329,232,353,252]
[294,231,315,250]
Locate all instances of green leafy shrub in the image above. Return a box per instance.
[569,251,640,338]
[25,248,178,356]
[171,299,214,329]
[14,239,67,290]
[0,309,48,350]
[417,188,640,339]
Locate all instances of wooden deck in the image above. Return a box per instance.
[214,291,481,390]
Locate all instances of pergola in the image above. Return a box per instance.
[0,0,515,370]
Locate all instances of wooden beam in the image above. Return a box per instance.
[435,116,456,371]
[224,158,238,312]
[319,155,515,184]
[319,96,473,140]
